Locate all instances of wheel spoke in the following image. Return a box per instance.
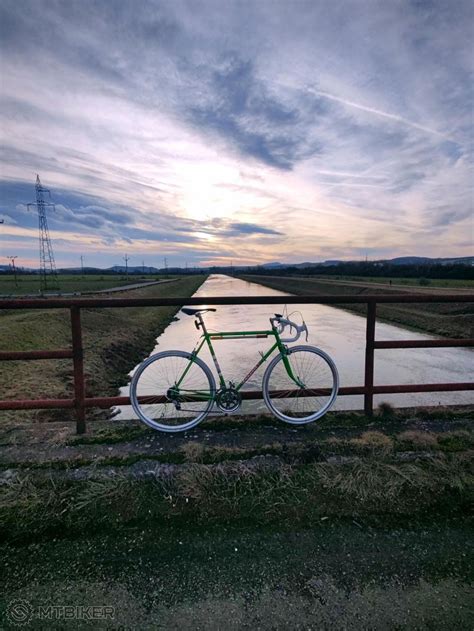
[130,352,215,432]
[263,347,338,424]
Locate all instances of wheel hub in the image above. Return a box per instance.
[166,386,181,410]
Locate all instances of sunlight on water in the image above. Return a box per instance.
[114,275,473,420]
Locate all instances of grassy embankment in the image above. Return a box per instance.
[311,275,474,289]
[0,273,168,295]
[0,275,206,423]
[1,408,473,627]
[1,407,472,537]
[238,274,474,339]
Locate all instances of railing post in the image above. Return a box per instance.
[71,306,86,434]
[364,300,376,416]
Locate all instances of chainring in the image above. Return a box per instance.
[215,387,242,412]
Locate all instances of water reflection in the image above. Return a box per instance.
[115,274,473,419]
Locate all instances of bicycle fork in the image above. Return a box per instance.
[281,349,306,389]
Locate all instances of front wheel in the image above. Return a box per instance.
[130,351,216,432]
[262,345,339,424]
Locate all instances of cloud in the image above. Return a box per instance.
[224,222,282,236]
[0,0,472,266]
[186,53,318,170]
[305,88,453,141]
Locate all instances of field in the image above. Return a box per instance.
[309,275,474,289]
[238,274,474,339]
[1,407,473,627]
[0,273,169,295]
[0,275,207,423]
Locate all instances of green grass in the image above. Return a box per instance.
[33,407,474,449]
[68,425,151,445]
[0,273,169,295]
[1,416,472,626]
[313,275,474,289]
[0,454,473,540]
[0,275,207,422]
[1,412,472,542]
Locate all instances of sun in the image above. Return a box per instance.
[179,161,240,222]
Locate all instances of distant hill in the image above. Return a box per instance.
[108,265,160,273]
[260,256,473,269]
[1,256,472,275]
[388,256,473,266]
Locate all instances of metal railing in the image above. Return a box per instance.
[1,293,473,433]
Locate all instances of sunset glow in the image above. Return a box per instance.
[0,0,472,269]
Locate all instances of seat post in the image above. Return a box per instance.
[197,313,208,335]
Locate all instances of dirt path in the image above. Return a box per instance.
[1,408,471,470]
[2,517,472,629]
[0,277,178,298]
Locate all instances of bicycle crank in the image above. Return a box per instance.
[215,386,242,413]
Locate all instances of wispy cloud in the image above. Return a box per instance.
[0,0,472,267]
[305,87,456,141]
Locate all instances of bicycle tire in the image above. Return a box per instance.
[262,345,339,424]
[130,350,216,433]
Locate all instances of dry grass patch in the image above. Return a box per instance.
[1,452,472,541]
[397,430,439,449]
[349,431,394,454]
[180,441,205,463]
[0,276,207,423]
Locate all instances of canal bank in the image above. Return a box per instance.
[0,275,207,423]
[237,274,474,339]
[116,274,473,418]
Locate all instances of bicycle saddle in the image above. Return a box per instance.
[181,308,217,316]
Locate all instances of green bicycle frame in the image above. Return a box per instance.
[174,314,302,397]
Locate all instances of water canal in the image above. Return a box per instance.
[115,274,473,418]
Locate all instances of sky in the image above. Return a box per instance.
[0,0,473,269]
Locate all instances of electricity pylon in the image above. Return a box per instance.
[7,256,18,287]
[27,175,59,291]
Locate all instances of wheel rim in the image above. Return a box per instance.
[131,353,215,432]
[263,347,338,423]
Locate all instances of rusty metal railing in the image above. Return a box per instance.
[0,293,473,433]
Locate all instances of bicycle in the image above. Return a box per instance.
[130,309,339,432]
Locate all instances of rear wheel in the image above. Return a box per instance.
[130,351,216,432]
[262,345,338,424]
